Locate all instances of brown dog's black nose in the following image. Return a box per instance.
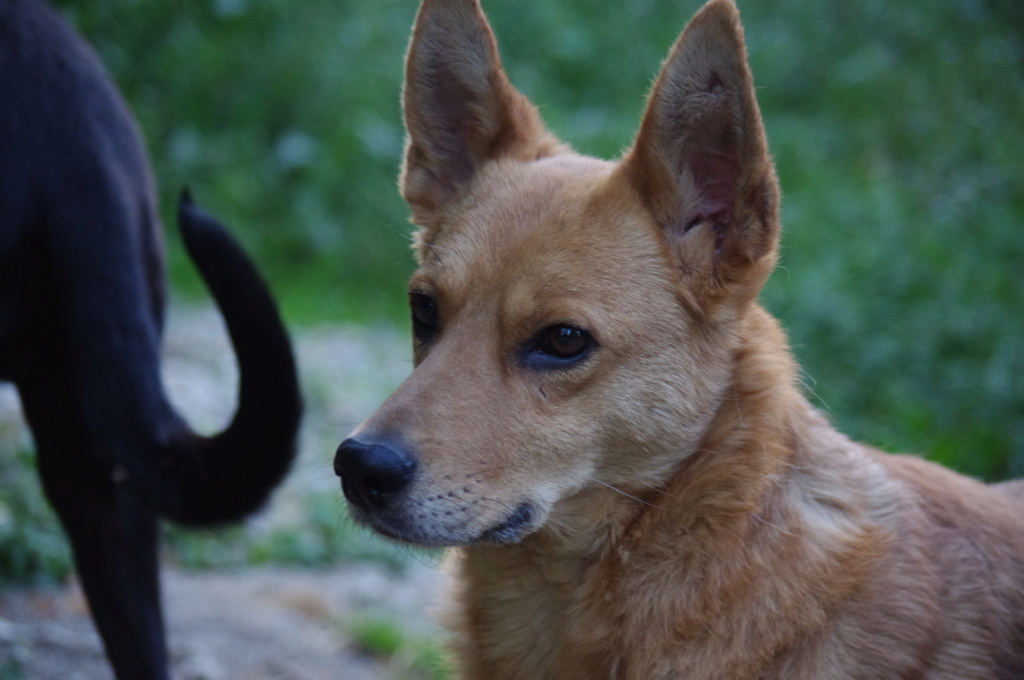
[334,437,416,512]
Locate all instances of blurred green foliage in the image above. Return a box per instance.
[162,490,427,572]
[347,616,452,680]
[0,448,71,585]
[57,0,421,322]
[49,0,1022,482]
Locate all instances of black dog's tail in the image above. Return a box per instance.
[148,191,302,526]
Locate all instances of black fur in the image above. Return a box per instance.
[0,1,302,678]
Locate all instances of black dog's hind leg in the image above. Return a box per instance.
[18,380,168,680]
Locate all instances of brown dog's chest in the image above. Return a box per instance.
[450,476,1024,680]
[451,544,627,680]
[451,529,818,680]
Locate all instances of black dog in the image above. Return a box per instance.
[0,1,302,678]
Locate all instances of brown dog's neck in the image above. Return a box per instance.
[661,304,811,532]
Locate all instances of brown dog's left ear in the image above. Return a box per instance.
[400,0,564,234]
[620,0,779,312]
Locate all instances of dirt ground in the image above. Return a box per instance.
[0,307,449,680]
[0,562,443,680]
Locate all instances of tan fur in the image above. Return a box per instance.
[337,0,1024,677]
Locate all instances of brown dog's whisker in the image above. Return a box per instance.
[589,479,661,509]
[750,511,797,538]
[422,241,459,267]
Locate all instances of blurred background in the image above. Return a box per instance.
[0,0,1022,676]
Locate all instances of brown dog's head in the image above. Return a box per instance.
[335,0,779,547]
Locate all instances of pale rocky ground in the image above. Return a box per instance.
[0,306,448,680]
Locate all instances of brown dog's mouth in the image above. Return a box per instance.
[347,491,538,547]
[478,502,535,544]
[379,501,536,547]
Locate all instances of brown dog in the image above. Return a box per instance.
[334,0,1024,677]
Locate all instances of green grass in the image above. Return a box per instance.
[162,490,427,572]
[742,0,1024,478]
[0,0,1012,586]
[0,658,22,680]
[0,448,72,586]
[348,616,452,680]
[58,0,422,324]
[0,449,425,583]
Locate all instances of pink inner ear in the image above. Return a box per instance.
[682,149,739,233]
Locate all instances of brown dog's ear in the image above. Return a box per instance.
[401,0,563,230]
[619,0,779,313]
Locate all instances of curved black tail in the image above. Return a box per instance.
[151,191,302,526]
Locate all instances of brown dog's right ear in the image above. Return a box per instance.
[619,0,780,314]
[400,0,563,233]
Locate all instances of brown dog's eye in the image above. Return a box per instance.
[528,324,595,368]
[409,291,438,343]
[542,326,588,358]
